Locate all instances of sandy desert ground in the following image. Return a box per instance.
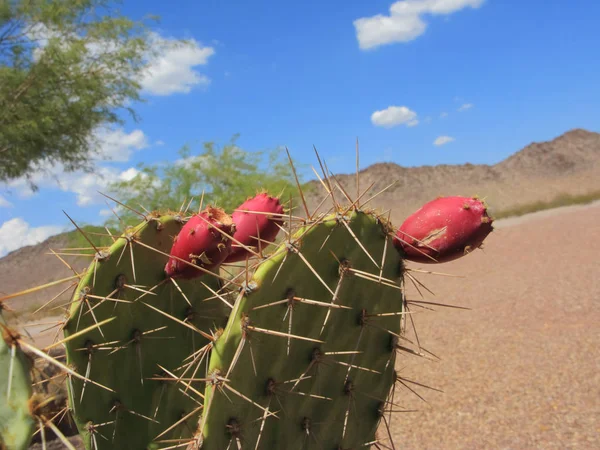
[388,201,600,449]
[18,201,600,449]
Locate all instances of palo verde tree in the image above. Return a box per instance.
[106,136,309,227]
[0,0,163,186]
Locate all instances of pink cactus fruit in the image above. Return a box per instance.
[394,196,493,263]
[165,206,235,279]
[224,192,285,263]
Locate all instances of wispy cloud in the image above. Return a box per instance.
[354,0,485,50]
[434,135,455,146]
[99,208,118,217]
[0,195,11,208]
[371,106,419,128]
[0,218,65,257]
[4,128,149,206]
[440,111,449,118]
[6,165,144,207]
[458,103,474,112]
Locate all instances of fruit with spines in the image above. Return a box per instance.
[1,313,35,450]
[394,196,494,263]
[62,213,230,450]
[225,192,285,263]
[165,206,235,279]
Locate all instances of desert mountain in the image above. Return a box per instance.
[497,128,600,176]
[305,128,600,223]
[1,128,599,313]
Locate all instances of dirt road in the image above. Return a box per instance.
[389,202,600,449]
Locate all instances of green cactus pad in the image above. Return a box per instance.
[0,314,35,450]
[63,214,230,450]
[198,210,404,449]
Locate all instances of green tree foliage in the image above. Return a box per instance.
[107,136,310,227]
[0,0,158,185]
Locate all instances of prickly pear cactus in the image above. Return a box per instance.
[196,209,405,449]
[0,148,494,450]
[63,214,230,450]
[0,314,35,450]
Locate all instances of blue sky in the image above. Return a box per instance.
[1,0,600,255]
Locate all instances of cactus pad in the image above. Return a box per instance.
[63,214,230,450]
[196,209,405,449]
[1,314,35,450]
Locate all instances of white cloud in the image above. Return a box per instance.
[59,166,144,206]
[354,11,426,50]
[94,128,148,162]
[4,127,149,206]
[99,208,114,217]
[0,195,12,208]
[140,34,215,96]
[28,26,215,97]
[440,111,449,118]
[6,162,144,207]
[434,135,455,146]
[371,106,418,128]
[354,0,485,50]
[118,167,142,182]
[458,103,474,111]
[0,218,65,257]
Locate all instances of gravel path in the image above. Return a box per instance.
[388,202,600,449]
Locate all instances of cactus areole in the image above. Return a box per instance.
[394,196,493,263]
[224,193,285,263]
[165,207,235,279]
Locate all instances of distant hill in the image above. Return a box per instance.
[2,128,599,314]
[497,128,600,176]
[304,128,600,223]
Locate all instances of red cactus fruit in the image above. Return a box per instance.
[394,196,493,263]
[224,192,285,263]
[165,207,235,279]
